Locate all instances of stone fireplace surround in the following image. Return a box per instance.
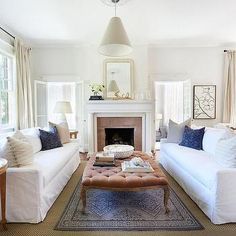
[87,100,154,152]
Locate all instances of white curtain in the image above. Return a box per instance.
[163,82,184,125]
[155,80,191,127]
[223,51,236,126]
[14,38,34,129]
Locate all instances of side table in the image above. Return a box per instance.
[0,158,8,230]
[70,130,78,139]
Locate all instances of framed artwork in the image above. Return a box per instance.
[193,85,216,119]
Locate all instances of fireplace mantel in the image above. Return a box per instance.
[86,100,155,153]
[87,100,154,112]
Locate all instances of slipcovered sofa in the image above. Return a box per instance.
[160,127,236,224]
[0,128,80,223]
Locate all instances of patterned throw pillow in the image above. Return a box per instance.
[0,130,29,167]
[7,137,34,167]
[179,126,205,150]
[39,128,62,151]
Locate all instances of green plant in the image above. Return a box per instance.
[89,83,105,96]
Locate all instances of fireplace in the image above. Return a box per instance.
[105,128,134,146]
[86,100,154,152]
[97,117,142,151]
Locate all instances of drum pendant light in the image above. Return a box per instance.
[99,0,132,57]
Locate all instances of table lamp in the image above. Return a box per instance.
[54,101,72,123]
[108,80,120,98]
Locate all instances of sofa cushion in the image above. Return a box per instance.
[31,141,79,187]
[49,122,70,144]
[202,128,226,155]
[7,136,34,167]
[167,119,191,143]
[0,128,42,156]
[161,143,223,189]
[179,126,205,150]
[215,135,236,168]
[39,128,62,151]
[0,131,29,167]
[21,128,42,154]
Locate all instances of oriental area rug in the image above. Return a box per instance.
[55,180,204,231]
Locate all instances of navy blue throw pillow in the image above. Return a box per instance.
[39,128,62,151]
[179,126,205,150]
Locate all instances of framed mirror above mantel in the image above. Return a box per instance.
[103,58,134,99]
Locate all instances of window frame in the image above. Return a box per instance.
[0,48,16,132]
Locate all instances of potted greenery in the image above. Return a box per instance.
[89,83,105,100]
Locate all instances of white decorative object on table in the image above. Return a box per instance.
[103,144,134,158]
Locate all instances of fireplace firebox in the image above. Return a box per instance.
[105,128,134,146]
[96,117,142,151]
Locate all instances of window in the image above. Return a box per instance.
[35,79,85,147]
[0,52,15,131]
[35,80,84,132]
[47,82,76,129]
[155,80,191,127]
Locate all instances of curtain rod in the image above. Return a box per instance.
[0,26,15,39]
[224,50,236,52]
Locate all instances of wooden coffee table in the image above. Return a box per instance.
[80,151,170,214]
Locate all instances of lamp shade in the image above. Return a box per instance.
[54,101,72,114]
[108,80,120,92]
[99,17,132,57]
[156,113,163,120]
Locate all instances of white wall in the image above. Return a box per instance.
[148,46,225,126]
[31,45,148,87]
[30,45,149,151]
[31,44,225,147]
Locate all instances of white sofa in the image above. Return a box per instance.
[0,128,80,223]
[160,127,236,224]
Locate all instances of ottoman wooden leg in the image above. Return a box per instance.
[80,186,87,214]
[163,186,170,214]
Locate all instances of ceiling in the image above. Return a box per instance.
[1,0,236,47]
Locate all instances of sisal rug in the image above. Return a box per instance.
[55,180,204,231]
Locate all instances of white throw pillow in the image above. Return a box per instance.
[215,135,236,168]
[167,119,191,143]
[0,130,28,167]
[7,137,34,167]
[202,128,227,155]
[21,128,42,153]
[49,122,70,144]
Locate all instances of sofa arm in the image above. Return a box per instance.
[160,138,168,149]
[160,138,168,144]
[5,167,44,222]
[212,169,236,224]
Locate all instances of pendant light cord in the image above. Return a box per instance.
[115,0,117,16]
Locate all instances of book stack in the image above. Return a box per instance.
[121,157,154,173]
[93,152,115,167]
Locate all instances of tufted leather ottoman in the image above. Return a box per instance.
[80,151,170,213]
